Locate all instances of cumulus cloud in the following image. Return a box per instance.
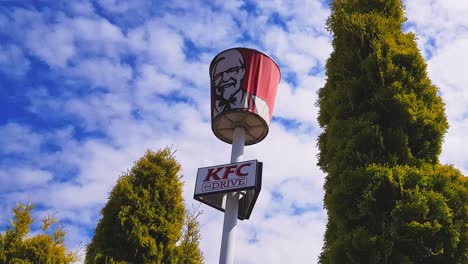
[274,77,325,123]
[405,0,468,174]
[0,123,43,154]
[427,38,468,121]
[0,44,30,76]
[68,58,133,90]
[0,168,52,192]
[24,18,76,68]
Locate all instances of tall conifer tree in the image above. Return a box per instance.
[317,0,467,263]
[85,148,203,264]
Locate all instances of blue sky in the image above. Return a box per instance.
[1,0,467,263]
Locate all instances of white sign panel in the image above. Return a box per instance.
[195,160,258,195]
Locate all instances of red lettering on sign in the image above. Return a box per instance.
[202,162,254,184]
[236,163,251,176]
[204,167,223,182]
[222,165,237,179]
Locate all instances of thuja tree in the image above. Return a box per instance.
[85,148,203,264]
[0,202,79,263]
[317,0,467,263]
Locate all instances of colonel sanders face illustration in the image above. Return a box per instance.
[211,49,247,116]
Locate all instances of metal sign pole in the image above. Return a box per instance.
[219,126,245,264]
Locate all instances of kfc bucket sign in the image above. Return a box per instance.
[210,48,281,145]
[195,47,279,264]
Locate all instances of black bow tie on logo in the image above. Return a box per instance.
[217,95,238,112]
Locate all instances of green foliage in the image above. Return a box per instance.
[317,0,467,263]
[0,202,79,264]
[322,165,467,263]
[318,0,447,172]
[85,148,203,264]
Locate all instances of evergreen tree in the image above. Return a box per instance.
[85,148,203,264]
[317,0,467,263]
[0,202,79,264]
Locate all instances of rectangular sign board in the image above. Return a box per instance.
[194,160,259,196]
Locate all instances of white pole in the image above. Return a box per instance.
[219,126,245,264]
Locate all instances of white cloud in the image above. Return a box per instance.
[0,123,43,154]
[440,121,468,174]
[97,0,149,15]
[69,1,95,16]
[25,18,76,68]
[128,21,185,69]
[405,0,468,175]
[0,44,30,76]
[236,211,326,264]
[134,64,182,97]
[0,168,52,191]
[68,58,133,90]
[71,17,126,58]
[405,0,468,31]
[404,0,468,53]
[427,37,468,121]
[262,25,331,77]
[97,0,132,13]
[162,8,241,49]
[274,77,324,123]
[212,0,245,12]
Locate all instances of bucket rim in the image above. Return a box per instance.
[209,47,281,82]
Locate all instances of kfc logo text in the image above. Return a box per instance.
[203,163,251,182]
